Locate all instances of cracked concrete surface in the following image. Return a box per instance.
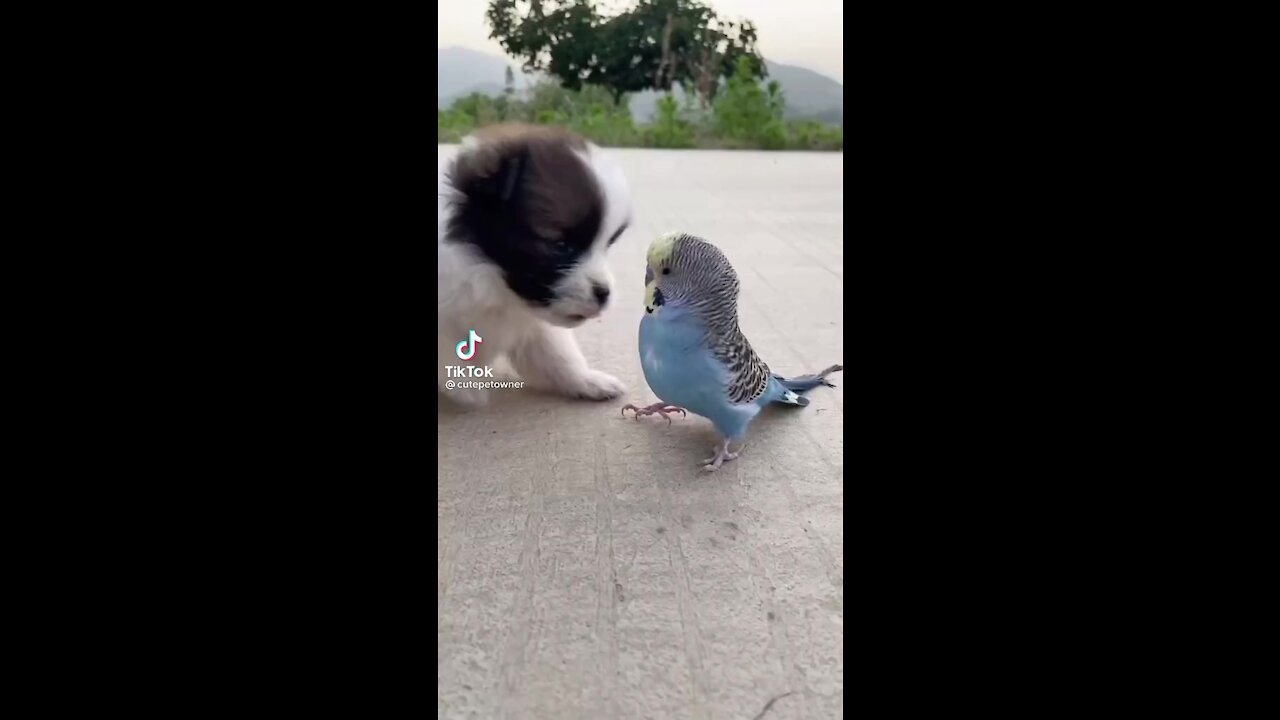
[438,147,844,719]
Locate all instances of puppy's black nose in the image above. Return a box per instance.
[592,283,611,305]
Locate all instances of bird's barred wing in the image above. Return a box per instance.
[715,331,771,404]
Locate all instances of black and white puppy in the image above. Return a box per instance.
[438,124,631,406]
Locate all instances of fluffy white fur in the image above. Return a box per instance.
[438,141,631,407]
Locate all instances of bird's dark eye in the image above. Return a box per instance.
[662,267,671,275]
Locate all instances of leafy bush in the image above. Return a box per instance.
[713,58,785,148]
[646,94,695,148]
[438,74,841,152]
[787,121,843,151]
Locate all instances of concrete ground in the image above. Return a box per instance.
[438,147,844,720]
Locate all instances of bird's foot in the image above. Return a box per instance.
[620,402,688,425]
[700,439,743,472]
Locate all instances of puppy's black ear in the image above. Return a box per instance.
[499,150,526,203]
[446,142,528,206]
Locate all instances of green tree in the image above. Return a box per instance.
[486,0,764,105]
[627,0,764,106]
[487,1,603,92]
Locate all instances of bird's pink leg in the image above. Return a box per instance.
[700,438,744,472]
[620,402,688,425]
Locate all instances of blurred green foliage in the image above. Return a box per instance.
[438,58,841,152]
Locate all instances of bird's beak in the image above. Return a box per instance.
[645,286,664,314]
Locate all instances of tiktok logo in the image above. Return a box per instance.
[455,329,483,361]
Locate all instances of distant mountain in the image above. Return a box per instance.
[438,46,532,108]
[762,61,844,122]
[437,48,842,123]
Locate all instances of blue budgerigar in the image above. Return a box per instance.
[621,232,842,471]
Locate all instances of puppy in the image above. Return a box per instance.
[438,124,631,406]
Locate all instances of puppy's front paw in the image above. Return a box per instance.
[569,369,625,401]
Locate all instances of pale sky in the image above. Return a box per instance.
[438,0,844,83]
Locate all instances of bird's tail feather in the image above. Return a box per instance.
[769,364,843,407]
[775,364,843,393]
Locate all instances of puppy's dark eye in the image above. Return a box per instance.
[662,267,671,275]
[608,222,628,246]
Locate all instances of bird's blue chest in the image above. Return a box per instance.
[638,306,764,442]
[641,312,695,387]
[639,309,726,413]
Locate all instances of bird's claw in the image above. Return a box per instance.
[620,402,688,425]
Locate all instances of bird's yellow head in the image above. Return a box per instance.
[644,231,682,313]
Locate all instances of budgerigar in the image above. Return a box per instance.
[621,232,842,471]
